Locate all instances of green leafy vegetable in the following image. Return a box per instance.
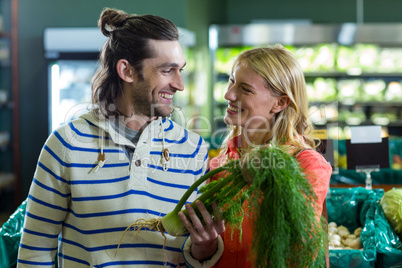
[121,146,327,267]
[380,188,402,236]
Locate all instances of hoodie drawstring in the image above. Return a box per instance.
[93,119,169,173]
[93,129,106,173]
[159,118,169,172]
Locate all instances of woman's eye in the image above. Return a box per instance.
[242,87,252,93]
[229,78,234,84]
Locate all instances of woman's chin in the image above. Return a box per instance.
[224,116,240,127]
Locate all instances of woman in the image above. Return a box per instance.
[210,44,332,267]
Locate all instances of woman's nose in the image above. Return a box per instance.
[224,85,236,101]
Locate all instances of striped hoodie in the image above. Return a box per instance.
[17,111,223,267]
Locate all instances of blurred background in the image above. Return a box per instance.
[1,0,402,224]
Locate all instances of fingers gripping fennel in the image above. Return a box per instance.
[120,146,327,267]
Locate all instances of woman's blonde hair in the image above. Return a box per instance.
[219,44,316,156]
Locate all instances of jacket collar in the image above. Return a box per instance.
[79,111,167,148]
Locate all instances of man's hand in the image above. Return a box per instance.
[178,201,225,261]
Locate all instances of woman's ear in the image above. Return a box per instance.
[272,96,290,113]
[116,59,135,83]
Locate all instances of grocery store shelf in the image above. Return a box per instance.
[349,119,402,127]
[210,23,402,137]
[217,71,402,79]
[218,101,402,109]
[210,23,402,47]
[304,72,402,78]
[310,101,402,107]
[316,119,402,127]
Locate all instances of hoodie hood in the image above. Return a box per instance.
[80,110,175,172]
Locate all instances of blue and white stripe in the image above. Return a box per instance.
[17,112,209,267]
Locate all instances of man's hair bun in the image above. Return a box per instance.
[98,8,131,37]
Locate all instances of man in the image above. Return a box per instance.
[17,8,224,267]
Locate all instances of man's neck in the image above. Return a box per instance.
[122,113,157,131]
[114,99,155,131]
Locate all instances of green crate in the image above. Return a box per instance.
[327,187,384,268]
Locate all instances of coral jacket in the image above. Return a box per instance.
[209,136,332,268]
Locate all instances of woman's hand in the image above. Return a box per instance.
[178,201,225,261]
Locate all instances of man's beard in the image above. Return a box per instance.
[131,81,172,118]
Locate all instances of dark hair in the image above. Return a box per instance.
[92,8,179,117]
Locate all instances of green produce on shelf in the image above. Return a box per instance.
[310,44,337,72]
[337,79,362,104]
[214,46,252,74]
[371,112,398,125]
[378,48,402,73]
[183,47,195,72]
[306,81,315,101]
[293,46,315,72]
[394,49,402,71]
[283,45,295,54]
[312,77,337,101]
[215,47,239,74]
[338,107,366,125]
[336,46,358,72]
[355,44,380,72]
[308,103,338,125]
[211,43,402,142]
[328,127,340,140]
[385,81,402,102]
[308,105,325,125]
[378,48,396,73]
[361,79,386,102]
[213,81,228,104]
